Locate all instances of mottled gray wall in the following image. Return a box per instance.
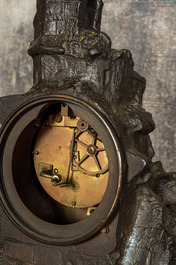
[0,0,175,172]
[0,0,35,96]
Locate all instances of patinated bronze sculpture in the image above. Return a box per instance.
[0,0,176,264]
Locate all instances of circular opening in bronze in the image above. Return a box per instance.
[0,94,124,245]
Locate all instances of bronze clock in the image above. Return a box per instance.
[1,1,174,264]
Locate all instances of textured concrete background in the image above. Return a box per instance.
[0,0,175,172]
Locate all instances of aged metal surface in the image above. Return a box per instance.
[0,0,176,172]
[110,163,176,265]
[34,108,109,208]
[0,0,176,264]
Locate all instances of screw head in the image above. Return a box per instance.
[87,145,97,156]
[54,114,62,123]
[54,168,58,174]
[33,151,39,155]
[51,175,61,183]
[72,201,76,207]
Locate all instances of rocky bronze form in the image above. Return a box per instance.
[0,0,176,264]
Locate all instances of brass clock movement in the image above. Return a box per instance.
[34,104,109,208]
[0,95,123,244]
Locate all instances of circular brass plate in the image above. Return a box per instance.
[34,116,109,208]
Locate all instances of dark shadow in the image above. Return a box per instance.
[78,0,103,32]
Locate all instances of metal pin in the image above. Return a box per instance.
[72,201,76,208]
[101,226,110,234]
[33,151,39,155]
[54,168,58,174]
